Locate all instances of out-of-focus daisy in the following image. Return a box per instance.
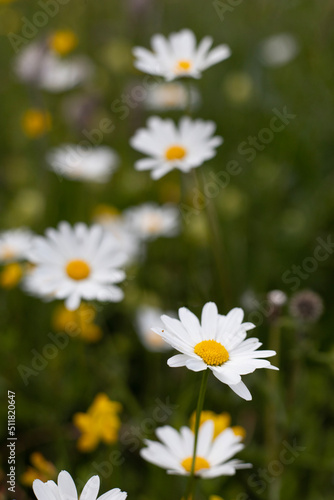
[222,71,254,104]
[267,289,287,307]
[145,82,200,111]
[259,33,299,67]
[14,41,93,93]
[266,289,287,323]
[133,29,231,81]
[73,393,122,452]
[25,222,128,310]
[49,30,78,56]
[21,109,51,139]
[21,453,56,487]
[52,303,103,343]
[140,420,251,478]
[135,306,173,352]
[46,144,119,183]
[153,302,278,400]
[92,205,140,261]
[125,203,180,241]
[0,228,33,263]
[33,470,127,500]
[130,116,222,179]
[189,410,246,440]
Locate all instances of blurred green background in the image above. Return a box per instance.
[1,0,334,499]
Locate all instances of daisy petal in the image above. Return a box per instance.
[58,471,78,500]
[33,480,57,500]
[201,301,218,339]
[228,381,252,401]
[80,476,100,500]
[167,354,190,367]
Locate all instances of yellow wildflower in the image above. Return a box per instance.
[0,263,23,289]
[231,425,247,439]
[21,452,56,487]
[49,30,78,56]
[190,410,246,440]
[52,303,102,343]
[73,393,122,452]
[21,109,51,139]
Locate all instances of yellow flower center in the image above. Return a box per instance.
[144,214,163,234]
[92,204,120,220]
[194,340,229,366]
[181,456,210,473]
[66,260,90,280]
[176,59,192,72]
[165,145,187,161]
[0,263,23,289]
[1,246,15,260]
[50,30,78,55]
[158,84,185,107]
[22,109,51,138]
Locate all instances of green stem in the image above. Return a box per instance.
[194,168,233,309]
[184,369,209,500]
[265,320,281,500]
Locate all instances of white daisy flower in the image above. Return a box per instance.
[125,203,180,241]
[14,41,93,93]
[136,306,173,352]
[133,28,231,81]
[93,210,140,262]
[259,33,299,67]
[267,289,287,306]
[25,222,128,310]
[46,144,119,183]
[145,82,200,111]
[33,470,127,500]
[153,302,278,401]
[0,229,33,263]
[130,116,222,179]
[140,420,251,478]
